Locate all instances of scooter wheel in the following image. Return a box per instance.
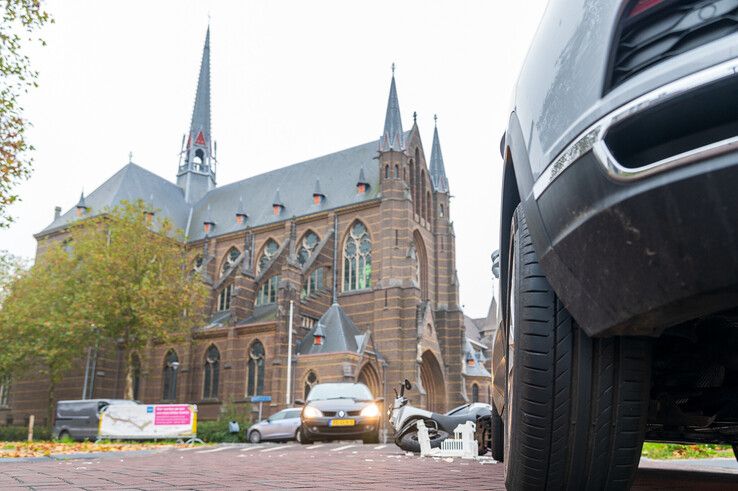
[397,428,450,453]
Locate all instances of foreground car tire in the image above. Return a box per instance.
[490,403,503,462]
[298,426,312,445]
[504,206,651,490]
[362,431,380,444]
[249,431,261,444]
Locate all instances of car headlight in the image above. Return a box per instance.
[360,403,380,418]
[303,406,323,419]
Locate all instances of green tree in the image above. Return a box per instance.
[0,250,28,304]
[0,1,52,227]
[68,200,207,399]
[0,244,90,427]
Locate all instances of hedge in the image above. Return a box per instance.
[0,425,52,442]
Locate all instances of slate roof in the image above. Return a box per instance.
[37,163,190,237]
[185,136,398,241]
[299,302,365,355]
[462,338,491,378]
[37,132,411,242]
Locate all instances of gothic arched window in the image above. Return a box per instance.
[131,353,141,401]
[162,350,179,401]
[304,371,319,400]
[472,383,479,403]
[0,375,10,407]
[247,341,265,397]
[217,284,233,311]
[203,345,220,400]
[221,247,240,276]
[297,231,320,267]
[257,239,279,275]
[256,276,279,306]
[343,221,372,291]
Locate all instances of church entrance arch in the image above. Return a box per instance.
[420,350,446,412]
[357,363,381,399]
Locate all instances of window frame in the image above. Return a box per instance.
[247,341,266,397]
[203,345,221,400]
[342,221,372,292]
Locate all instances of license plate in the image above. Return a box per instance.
[329,419,355,427]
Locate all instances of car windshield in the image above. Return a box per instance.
[306,383,373,401]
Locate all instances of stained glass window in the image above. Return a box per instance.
[203,345,220,399]
[257,239,279,275]
[343,222,372,291]
[247,341,265,397]
[256,276,279,306]
[162,350,179,401]
[221,247,240,276]
[297,232,320,267]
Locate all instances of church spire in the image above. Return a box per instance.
[429,115,449,193]
[177,26,216,204]
[379,63,404,152]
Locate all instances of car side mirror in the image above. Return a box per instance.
[294,399,305,406]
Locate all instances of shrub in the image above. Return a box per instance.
[196,400,252,443]
[0,425,51,442]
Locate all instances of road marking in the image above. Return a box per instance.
[306,444,324,450]
[373,445,387,450]
[240,445,263,452]
[260,445,292,453]
[176,447,202,452]
[331,444,355,452]
[194,446,232,454]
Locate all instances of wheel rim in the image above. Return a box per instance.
[250,432,260,443]
[504,223,518,476]
[296,429,302,443]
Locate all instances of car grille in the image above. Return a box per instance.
[322,410,361,417]
[607,0,738,91]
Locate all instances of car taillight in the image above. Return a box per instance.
[628,0,665,18]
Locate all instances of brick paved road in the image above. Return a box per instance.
[0,442,737,490]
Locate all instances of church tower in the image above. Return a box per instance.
[177,27,216,204]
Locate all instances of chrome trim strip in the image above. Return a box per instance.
[533,57,738,200]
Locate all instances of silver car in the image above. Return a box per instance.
[247,408,302,443]
[494,0,738,488]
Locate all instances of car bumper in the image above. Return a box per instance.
[301,417,379,440]
[536,145,738,337]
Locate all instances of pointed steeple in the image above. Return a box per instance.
[429,115,449,193]
[177,26,216,203]
[189,26,211,154]
[379,63,404,152]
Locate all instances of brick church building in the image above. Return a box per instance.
[1,28,492,425]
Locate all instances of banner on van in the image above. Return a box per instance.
[98,403,197,439]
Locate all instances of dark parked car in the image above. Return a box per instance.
[298,383,381,444]
[53,399,137,441]
[493,0,738,488]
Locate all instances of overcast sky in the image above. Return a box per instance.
[0,0,548,317]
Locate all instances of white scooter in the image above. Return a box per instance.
[388,379,493,454]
